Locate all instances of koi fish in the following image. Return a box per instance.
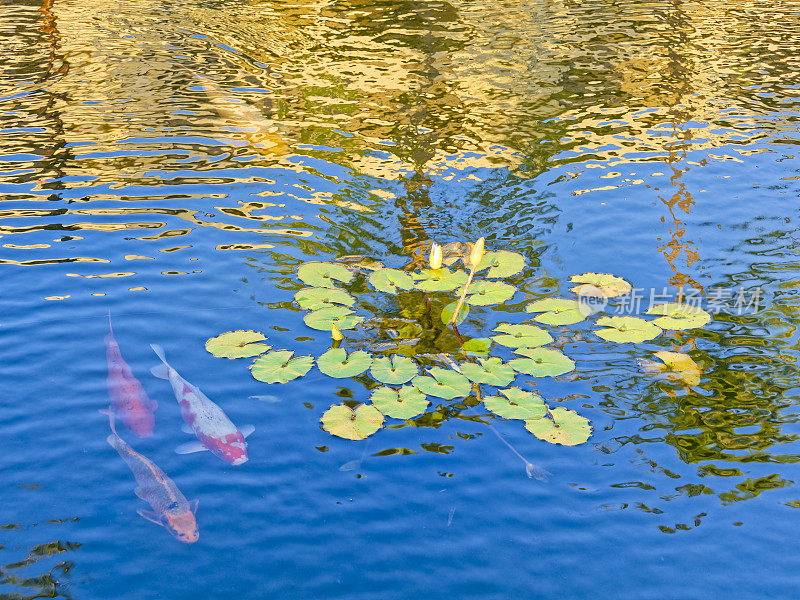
[190,72,288,157]
[106,312,157,437]
[102,408,199,543]
[150,344,254,465]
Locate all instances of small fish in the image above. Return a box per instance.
[105,312,157,437]
[103,409,198,543]
[150,344,254,465]
[525,462,551,482]
[340,440,370,472]
[249,394,281,403]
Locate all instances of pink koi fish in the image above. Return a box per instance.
[106,313,157,437]
[102,408,199,543]
[150,344,254,465]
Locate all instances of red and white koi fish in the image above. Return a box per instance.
[150,344,253,465]
[102,408,199,543]
[106,312,157,437]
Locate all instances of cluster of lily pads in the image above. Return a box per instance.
[204,240,712,449]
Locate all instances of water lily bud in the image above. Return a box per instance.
[429,243,443,270]
[469,237,485,267]
[331,323,343,341]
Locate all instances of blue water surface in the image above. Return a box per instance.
[2,1,800,598]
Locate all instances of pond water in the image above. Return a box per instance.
[2,0,800,598]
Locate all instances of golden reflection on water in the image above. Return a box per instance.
[2,0,796,261]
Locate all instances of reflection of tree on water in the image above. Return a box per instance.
[599,239,800,527]
[1,0,71,199]
[0,534,78,599]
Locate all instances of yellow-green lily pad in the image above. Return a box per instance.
[412,368,471,399]
[370,355,418,384]
[595,316,661,343]
[510,347,575,377]
[464,281,517,306]
[569,272,632,298]
[321,403,384,440]
[295,287,355,310]
[304,306,364,331]
[475,251,526,278]
[317,348,373,378]
[462,337,492,354]
[646,303,712,330]
[639,351,702,386]
[415,268,468,292]
[369,268,415,294]
[370,386,429,419]
[525,298,589,326]
[205,330,271,359]
[297,261,353,288]
[250,350,314,384]
[524,407,592,446]
[492,323,554,348]
[441,301,468,326]
[460,357,516,387]
[483,387,546,420]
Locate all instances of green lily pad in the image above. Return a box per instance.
[304,306,364,331]
[524,407,592,446]
[297,261,353,288]
[205,330,271,359]
[525,298,589,326]
[370,386,429,419]
[483,387,546,420]
[646,303,712,330]
[492,323,554,348]
[462,337,492,355]
[441,301,468,326]
[474,250,526,278]
[321,403,384,440]
[250,350,314,384]
[368,268,415,294]
[510,347,576,377]
[412,368,472,399]
[414,268,468,292]
[317,348,373,378]
[295,287,355,310]
[639,351,702,386]
[475,250,525,278]
[370,355,419,384]
[595,316,661,343]
[569,272,632,298]
[464,281,517,306]
[460,357,516,387]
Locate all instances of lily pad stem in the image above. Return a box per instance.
[450,267,476,325]
[451,322,464,350]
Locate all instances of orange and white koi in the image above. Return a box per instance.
[106,312,157,437]
[103,409,199,543]
[150,344,253,465]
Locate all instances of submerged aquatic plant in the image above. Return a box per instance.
[206,240,715,463]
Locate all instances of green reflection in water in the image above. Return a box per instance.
[0,528,78,600]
